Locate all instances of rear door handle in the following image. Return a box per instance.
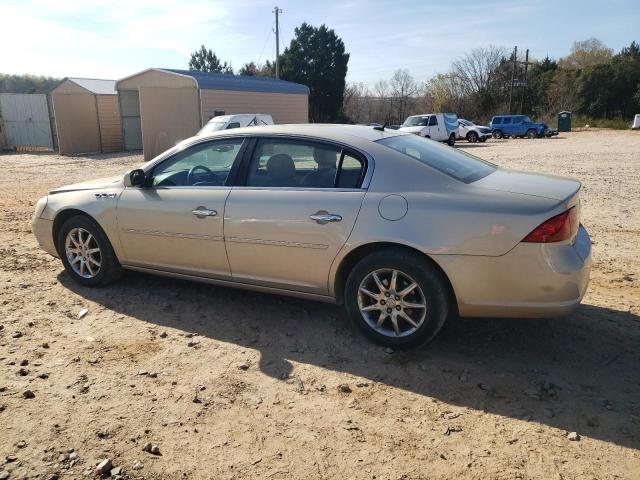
[191,207,217,218]
[309,212,342,224]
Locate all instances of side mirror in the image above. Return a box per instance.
[124,169,146,187]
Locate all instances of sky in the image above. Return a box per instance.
[1,0,638,86]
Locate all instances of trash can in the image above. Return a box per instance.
[558,111,572,132]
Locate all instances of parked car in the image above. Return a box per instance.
[32,125,591,349]
[457,119,492,143]
[197,113,273,136]
[490,115,555,139]
[632,114,640,130]
[399,113,459,146]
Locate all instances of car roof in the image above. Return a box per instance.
[196,124,408,143]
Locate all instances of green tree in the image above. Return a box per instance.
[0,73,59,93]
[188,45,233,74]
[279,23,349,122]
[238,61,274,77]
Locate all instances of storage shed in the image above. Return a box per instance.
[50,78,122,155]
[115,68,309,160]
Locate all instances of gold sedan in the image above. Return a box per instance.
[32,125,591,348]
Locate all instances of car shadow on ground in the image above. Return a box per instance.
[58,270,640,450]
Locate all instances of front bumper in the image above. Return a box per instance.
[545,129,559,137]
[32,216,58,258]
[434,224,592,318]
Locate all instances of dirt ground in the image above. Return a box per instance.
[1,130,639,479]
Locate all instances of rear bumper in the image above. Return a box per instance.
[434,225,592,318]
[32,217,58,258]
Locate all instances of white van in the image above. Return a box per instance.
[399,113,459,145]
[197,113,274,136]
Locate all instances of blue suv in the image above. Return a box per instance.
[490,115,556,139]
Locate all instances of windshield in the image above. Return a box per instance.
[197,122,227,135]
[377,134,496,183]
[402,116,428,127]
[524,116,532,123]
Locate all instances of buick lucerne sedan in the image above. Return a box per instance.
[32,125,592,348]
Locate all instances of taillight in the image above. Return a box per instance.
[522,207,578,243]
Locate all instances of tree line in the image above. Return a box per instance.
[343,38,640,126]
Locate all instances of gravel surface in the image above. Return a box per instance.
[0,130,638,479]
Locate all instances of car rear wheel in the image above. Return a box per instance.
[344,249,451,349]
[493,130,503,139]
[467,131,478,143]
[479,137,487,143]
[57,215,123,287]
[447,133,456,146]
[526,129,537,139]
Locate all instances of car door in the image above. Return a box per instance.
[502,116,513,136]
[429,114,443,140]
[224,136,368,295]
[513,116,525,136]
[457,120,468,139]
[116,137,246,278]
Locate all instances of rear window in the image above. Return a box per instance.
[377,134,496,183]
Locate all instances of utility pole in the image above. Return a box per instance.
[520,48,530,114]
[273,6,283,79]
[508,46,517,114]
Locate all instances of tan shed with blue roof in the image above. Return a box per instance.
[115,68,309,160]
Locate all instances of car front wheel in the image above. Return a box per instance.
[57,215,123,287]
[344,249,451,349]
[526,129,537,139]
[467,131,478,143]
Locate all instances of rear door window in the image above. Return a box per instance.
[502,117,512,124]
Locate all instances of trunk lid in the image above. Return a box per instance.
[473,168,581,202]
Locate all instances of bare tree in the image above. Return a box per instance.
[451,45,506,95]
[558,38,613,69]
[389,69,419,123]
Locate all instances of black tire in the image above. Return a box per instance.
[57,214,123,287]
[479,137,487,143]
[344,249,451,349]
[447,133,456,146]
[493,130,503,139]
[526,129,537,139]
[467,131,478,143]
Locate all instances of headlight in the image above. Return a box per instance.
[34,196,48,219]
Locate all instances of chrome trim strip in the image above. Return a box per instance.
[226,236,328,249]
[124,229,223,241]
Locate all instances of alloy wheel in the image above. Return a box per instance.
[357,268,427,338]
[65,227,102,279]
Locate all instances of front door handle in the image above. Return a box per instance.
[310,211,342,224]
[191,207,217,218]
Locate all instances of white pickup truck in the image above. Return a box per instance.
[398,113,459,146]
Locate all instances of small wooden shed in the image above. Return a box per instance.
[116,68,309,160]
[50,78,123,155]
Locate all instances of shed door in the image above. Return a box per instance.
[0,93,53,149]
[119,90,142,151]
